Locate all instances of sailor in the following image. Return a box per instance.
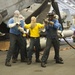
[12,14,27,63]
[41,12,64,67]
[24,16,45,65]
[5,10,27,66]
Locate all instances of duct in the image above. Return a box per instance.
[51,0,63,25]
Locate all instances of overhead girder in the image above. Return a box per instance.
[50,0,63,29]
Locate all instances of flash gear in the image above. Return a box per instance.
[43,12,56,25]
[47,13,54,17]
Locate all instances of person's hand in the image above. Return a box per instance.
[43,21,46,25]
[16,22,20,26]
[49,21,54,25]
[24,31,27,34]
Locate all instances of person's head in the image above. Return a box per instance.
[14,10,20,18]
[47,12,55,21]
[30,16,37,29]
[31,16,36,23]
[54,14,59,20]
[19,14,25,21]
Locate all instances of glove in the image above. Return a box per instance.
[49,21,54,25]
[24,31,27,34]
[18,26,24,31]
[16,22,20,25]
[16,22,20,26]
[8,23,16,28]
[18,26,27,34]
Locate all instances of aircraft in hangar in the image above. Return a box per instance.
[0,0,75,50]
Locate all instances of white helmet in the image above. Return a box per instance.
[14,10,20,17]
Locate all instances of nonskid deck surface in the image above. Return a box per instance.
[0,46,75,75]
[0,37,75,75]
[0,1,75,75]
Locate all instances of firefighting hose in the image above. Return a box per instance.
[60,31,75,50]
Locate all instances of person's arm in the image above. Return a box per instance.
[24,24,31,29]
[18,20,27,33]
[38,23,45,29]
[18,26,27,34]
[58,23,63,31]
[7,18,16,28]
[20,20,24,28]
[53,20,60,29]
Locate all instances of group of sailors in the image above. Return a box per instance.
[5,10,64,68]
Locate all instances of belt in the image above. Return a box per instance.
[30,37,39,39]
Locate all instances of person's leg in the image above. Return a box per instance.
[23,37,27,61]
[35,38,41,62]
[5,34,16,66]
[27,38,34,64]
[17,35,26,62]
[53,39,63,61]
[41,38,52,67]
[19,37,27,62]
[52,38,63,64]
[12,43,19,63]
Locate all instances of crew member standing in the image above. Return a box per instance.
[24,16,45,65]
[41,13,64,67]
[12,15,27,63]
[5,10,26,66]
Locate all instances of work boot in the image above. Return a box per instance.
[21,58,25,62]
[12,59,17,63]
[36,59,41,63]
[45,61,47,64]
[27,59,32,65]
[56,60,64,64]
[5,62,11,67]
[41,62,46,67]
[54,57,63,61]
[25,58,28,62]
[21,58,28,62]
